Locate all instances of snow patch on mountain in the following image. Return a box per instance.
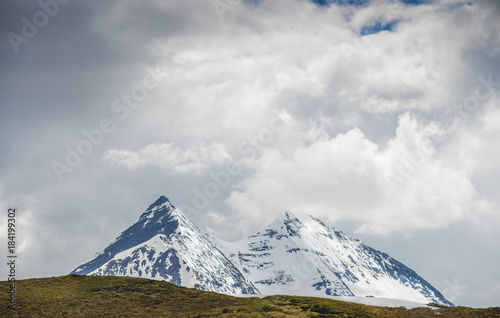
[72,196,453,307]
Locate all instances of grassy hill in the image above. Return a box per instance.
[0,274,498,317]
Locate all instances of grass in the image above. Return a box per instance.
[0,274,498,317]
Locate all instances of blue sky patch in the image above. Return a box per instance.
[360,20,398,36]
[400,0,432,5]
[311,0,370,7]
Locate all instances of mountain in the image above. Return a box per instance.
[72,196,258,294]
[222,212,452,306]
[72,196,453,306]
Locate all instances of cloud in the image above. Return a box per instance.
[225,112,492,235]
[1,0,500,307]
[207,211,226,224]
[93,0,498,239]
[103,142,231,174]
[110,0,499,152]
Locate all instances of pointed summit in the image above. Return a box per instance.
[72,196,259,295]
[225,211,453,306]
[282,211,303,237]
[138,195,179,223]
[147,195,170,210]
[72,196,182,276]
[283,211,298,220]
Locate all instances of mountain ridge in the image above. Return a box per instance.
[72,195,453,306]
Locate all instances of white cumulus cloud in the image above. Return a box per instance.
[103,142,231,174]
[225,112,492,236]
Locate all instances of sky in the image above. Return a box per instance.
[1,0,500,308]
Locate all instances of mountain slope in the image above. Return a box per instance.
[72,196,258,294]
[73,196,452,306]
[4,275,498,318]
[224,211,452,306]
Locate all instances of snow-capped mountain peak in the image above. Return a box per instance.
[141,195,172,216]
[73,196,452,306]
[72,196,258,294]
[138,195,183,225]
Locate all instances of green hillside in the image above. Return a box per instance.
[0,274,498,317]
